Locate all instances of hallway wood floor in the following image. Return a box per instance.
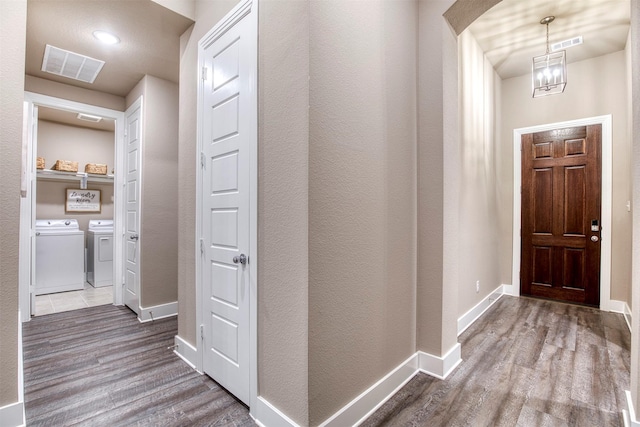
[362,296,631,427]
[23,296,630,426]
[22,305,255,427]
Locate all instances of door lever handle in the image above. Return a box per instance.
[130,234,139,241]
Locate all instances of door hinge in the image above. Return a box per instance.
[200,324,205,340]
[202,67,208,81]
[200,238,205,255]
[200,152,206,169]
[124,128,128,138]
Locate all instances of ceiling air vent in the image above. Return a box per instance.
[41,44,105,84]
[77,113,103,123]
[551,36,583,52]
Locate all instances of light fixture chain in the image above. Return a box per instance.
[546,22,550,53]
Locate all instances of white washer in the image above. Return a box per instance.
[87,220,114,288]
[35,219,85,295]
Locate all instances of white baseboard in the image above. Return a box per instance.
[4,310,27,427]
[318,353,418,427]
[138,301,178,323]
[18,310,24,399]
[0,401,25,427]
[609,299,627,313]
[173,335,198,370]
[254,345,462,427]
[417,342,462,380]
[502,283,518,296]
[624,390,640,427]
[253,396,301,427]
[609,300,632,333]
[624,303,632,333]
[458,285,504,335]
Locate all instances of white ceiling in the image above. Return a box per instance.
[26,0,194,98]
[467,0,631,80]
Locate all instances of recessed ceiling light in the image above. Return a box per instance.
[93,30,120,45]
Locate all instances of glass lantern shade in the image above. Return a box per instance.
[532,50,567,97]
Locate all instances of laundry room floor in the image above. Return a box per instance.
[35,283,113,316]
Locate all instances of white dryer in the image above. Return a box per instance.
[87,220,114,287]
[35,219,85,295]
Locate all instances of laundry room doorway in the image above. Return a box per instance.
[20,92,126,321]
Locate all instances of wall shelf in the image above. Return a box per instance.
[37,169,114,188]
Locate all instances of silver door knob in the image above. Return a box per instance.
[233,254,247,265]
[130,234,139,241]
[591,235,599,242]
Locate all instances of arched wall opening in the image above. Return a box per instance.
[438,0,640,418]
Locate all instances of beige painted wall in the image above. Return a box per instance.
[36,181,114,231]
[500,50,632,305]
[308,1,417,423]
[416,0,458,358]
[457,30,503,316]
[25,75,126,111]
[258,0,310,423]
[126,75,180,308]
[151,0,195,20]
[36,120,115,232]
[37,120,115,173]
[629,0,640,413]
[176,0,236,348]
[626,29,633,308]
[0,0,26,410]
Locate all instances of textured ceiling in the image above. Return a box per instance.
[26,0,194,97]
[467,0,631,79]
[26,0,631,97]
[38,106,115,132]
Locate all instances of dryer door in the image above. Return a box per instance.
[98,235,113,262]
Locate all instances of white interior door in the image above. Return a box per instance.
[124,97,142,314]
[199,6,255,405]
[22,102,38,318]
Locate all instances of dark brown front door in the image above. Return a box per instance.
[520,125,602,306]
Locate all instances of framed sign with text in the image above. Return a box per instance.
[66,189,101,213]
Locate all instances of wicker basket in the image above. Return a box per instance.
[85,163,108,175]
[36,157,45,170]
[51,160,78,172]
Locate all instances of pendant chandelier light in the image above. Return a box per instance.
[532,16,567,98]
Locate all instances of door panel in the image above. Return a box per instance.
[123,98,142,314]
[533,168,552,233]
[521,125,602,306]
[200,11,253,405]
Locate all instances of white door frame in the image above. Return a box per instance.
[194,0,258,411]
[20,92,125,321]
[511,115,613,311]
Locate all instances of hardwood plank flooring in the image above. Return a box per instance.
[361,296,631,427]
[23,305,256,427]
[24,296,630,426]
